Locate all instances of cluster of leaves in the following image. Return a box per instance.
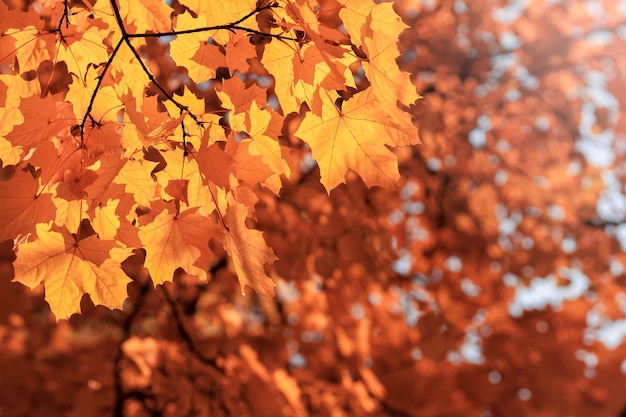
[0,0,419,319]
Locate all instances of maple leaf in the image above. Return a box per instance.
[195,139,233,190]
[13,222,131,319]
[295,89,419,191]
[0,168,56,242]
[54,10,112,80]
[138,203,219,284]
[110,46,152,112]
[114,156,160,207]
[216,77,268,115]
[5,95,74,151]
[119,0,173,33]
[220,191,276,297]
[225,31,256,74]
[230,102,291,178]
[170,12,227,84]
[226,137,283,194]
[90,186,142,248]
[338,1,421,120]
[262,39,355,115]
[121,94,185,148]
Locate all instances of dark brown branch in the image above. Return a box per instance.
[128,24,298,42]
[127,2,298,42]
[584,218,625,228]
[127,2,297,41]
[79,37,124,141]
[109,0,205,127]
[57,0,70,31]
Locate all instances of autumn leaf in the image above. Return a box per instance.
[170,12,227,84]
[138,203,219,284]
[216,77,268,115]
[53,10,112,80]
[91,186,142,248]
[0,168,56,242]
[195,138,233,190]
[221,191,276,297]
[119,0,173,33]
[13,222,131,319]
[5,95,74,151]
[338,0,421,120]
[114,157,160,207]
[225,31,256,74]
[230,102,291,178]
[262,39,355,115]
[152,145,217,211]
[295,89,419,191]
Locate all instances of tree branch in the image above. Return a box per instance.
[79,37,124,141]
[113,279,154,417]
[160,284,224,372]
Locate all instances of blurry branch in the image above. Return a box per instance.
[113,278,154,417]
[583,218,625,228]
[160,284,224,372]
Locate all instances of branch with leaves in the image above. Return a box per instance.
[0,0,419,320]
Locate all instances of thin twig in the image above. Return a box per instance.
[129,25,298,42]
[80,37,124,141]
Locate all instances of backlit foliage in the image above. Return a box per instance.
[0,0,419,318]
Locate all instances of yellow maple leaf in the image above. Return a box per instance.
[152,144,216,212]
[336,0,372,45]
[90,186,142,248]
[262,40,355,115]
[0,137,21,165]
[170,12,226,84]
[110,45,150,112]
[13,223,131,319]
[362,28,420,120]
[4,27,53,73]
[295,89,418,191]
[92,198,121,240]
[230,103,291,178]
[338,1,420,120]
[54,11,112,80]
[114,157,160,207]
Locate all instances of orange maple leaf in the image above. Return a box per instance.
[138,203,219,284]
[221,192,276,297]
[0,168,56,242]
